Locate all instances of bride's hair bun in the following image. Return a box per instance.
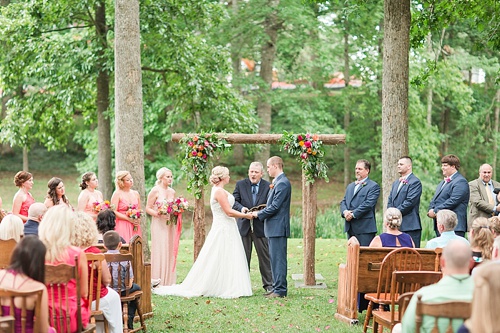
[384,207,403,229]
[209,166,229,186]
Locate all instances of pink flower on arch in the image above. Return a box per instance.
[304,140,312,148]
[301,153,308,159]
[297,135,303,141]
[191,151,197,156]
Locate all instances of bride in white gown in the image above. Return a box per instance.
[153,166,254,298]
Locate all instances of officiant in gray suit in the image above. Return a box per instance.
[233,161,273,293]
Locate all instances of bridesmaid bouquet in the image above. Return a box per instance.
[126,204,143,231]
[93,200,114,213]
[161,196,189,225]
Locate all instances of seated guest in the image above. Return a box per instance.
[469,217,493,267]
[71,212,123,333]
[425,209,470,249]
[0,214,24,242]
[103,231,141,330]
[0,235,55,333]
[369,208,415,248]
[39,205,89,333]
[488,216,500,238]
[397,240,474,333]
[23,203,47,237]
[96,210,126,244]
[457,262,500,333]
[44,177,71,209]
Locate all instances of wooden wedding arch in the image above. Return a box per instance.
[171,133,346,285]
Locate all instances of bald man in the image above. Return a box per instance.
[24,202,47,236]
[468,163,500,230]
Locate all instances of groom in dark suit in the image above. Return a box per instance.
[233,161,273,293]
[427,154,470,237]
[340,159,380,246]
[387,156,423,247]
[252,156,291,298]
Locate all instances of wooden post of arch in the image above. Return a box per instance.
[172,133,346,285]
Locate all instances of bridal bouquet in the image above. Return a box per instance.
[93,200,114,213]
[160,196,189,225]
[126,204,143,231]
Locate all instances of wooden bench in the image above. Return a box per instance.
[95,235,152,319]
[0,239,17,269]
[334,239,442,325]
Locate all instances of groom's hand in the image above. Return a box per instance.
[242,207,249,213]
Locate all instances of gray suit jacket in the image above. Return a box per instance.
[468,178,500,229]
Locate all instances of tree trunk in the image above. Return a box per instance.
[302,172,317,286]
[493,89,500,177]
[382,0,410,211]
[441,107,450,154]
[193,191,206,261]
[95,0,113,201]
[114,0,147,250]
[22,147,28,171]
[343,29,351,188]
[255,0,280,166]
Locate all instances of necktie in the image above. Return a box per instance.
[354,181,361,194]
[251,184,257,205]
[485,183,494,205]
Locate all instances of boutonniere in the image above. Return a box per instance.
[361,182,367,187]
[400,178,409,185]
[444,177,451,183]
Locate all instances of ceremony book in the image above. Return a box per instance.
[248,204,266,212]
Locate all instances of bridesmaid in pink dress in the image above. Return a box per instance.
[77,172,104,220]
[12,171,35,222]
[111,171,142,243]
[44,177,72,209]
[146,167,178,286]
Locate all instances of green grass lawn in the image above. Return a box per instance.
[148,238,364,333]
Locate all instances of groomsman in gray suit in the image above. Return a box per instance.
[252,156,291,298]
[387,156,423,247]
[468,163,500,229]
[340,159,381,246]
[233,161,273,293]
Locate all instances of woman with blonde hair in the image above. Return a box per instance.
[71,212,123,333]
[0,214,24,242]
[154,166,253,298]
[146,167,178,286]
[488,216,500,238]
[469,217,494,266]
[44,177,71,208]
[39,205,90,333]
[77,172,104,220]
[369,208,414,248]
[12,171,35,222]
[457,261,500,333]
[111,171,142,243]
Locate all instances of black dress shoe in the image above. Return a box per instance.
[265,292,285,298]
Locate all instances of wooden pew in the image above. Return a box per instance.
[0,239,17,269]
[95,235,153,319]
[334,239,442,325]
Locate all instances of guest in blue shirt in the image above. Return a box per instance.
[23,203,47,237]
[426,209,470,249]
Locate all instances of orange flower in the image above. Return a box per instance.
[307,148,312,154]
[299,141,305,146]
[312,134,319,141]
[193,136,198,142]
[312,151,317,156]
[197,152,203,157]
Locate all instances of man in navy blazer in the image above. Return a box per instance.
[340,159,381,246]
[387,156,423,247]
[233,161,273,293]
[427,154,470,237]
[252,156,291,298]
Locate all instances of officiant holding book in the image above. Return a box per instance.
[233,161,273,293]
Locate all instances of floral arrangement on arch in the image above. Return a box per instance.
[280,131,328,184]
[180,132,228,199]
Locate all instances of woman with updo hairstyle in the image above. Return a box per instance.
[369,208,415,248]
[488,216,500,238]
[469,217,494,267]
[77,172,104,220]
[110,171,142,243]
[44,177,71,209]
[96,209,126,244]
[12,171,35,222]
[145,167,178,286]
[153,165,253,298]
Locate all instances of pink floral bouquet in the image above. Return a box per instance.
[160,196,189,225]
[126,204,143,231]
[93,200,114,213]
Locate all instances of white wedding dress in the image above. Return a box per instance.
[153,187,252,298]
